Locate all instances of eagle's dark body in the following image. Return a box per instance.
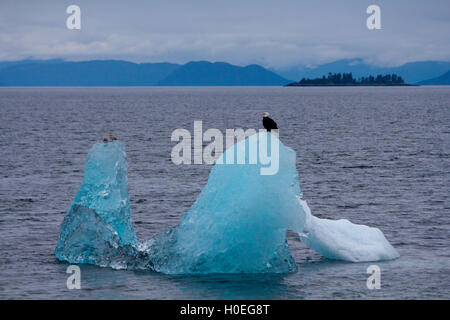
[263,116,278,132]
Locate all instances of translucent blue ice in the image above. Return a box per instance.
[55,142,138,268]
[143,132,304,273]
[55,133,399,274]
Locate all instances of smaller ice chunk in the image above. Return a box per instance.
[55,141,138,266]
[297,199,400,262]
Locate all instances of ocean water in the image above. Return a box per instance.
[0,86,448,299]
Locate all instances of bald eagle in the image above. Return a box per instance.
[262,112,278,132]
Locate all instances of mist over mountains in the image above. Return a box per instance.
[0,58,448,86]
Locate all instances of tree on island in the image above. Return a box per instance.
[287,72,407,86]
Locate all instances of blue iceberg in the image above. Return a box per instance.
[55,133,399,274]
[55,142,138,268]
[142,133,304,273]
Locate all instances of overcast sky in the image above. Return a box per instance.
[0,0,449,68]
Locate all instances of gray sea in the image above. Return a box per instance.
[0,86,449,299]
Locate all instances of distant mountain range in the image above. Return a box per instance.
[0,60,181,86]
[418,70,450,85]
[0,58,449,86]
[273,59,450,85]
[0,60,289,86]
[158,61,288,86]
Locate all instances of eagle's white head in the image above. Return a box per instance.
[262,112,270,117]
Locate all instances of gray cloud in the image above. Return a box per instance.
[0,0,449,68]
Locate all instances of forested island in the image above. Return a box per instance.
[286,72,411,86]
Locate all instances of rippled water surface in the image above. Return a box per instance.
[0,86,449,299]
